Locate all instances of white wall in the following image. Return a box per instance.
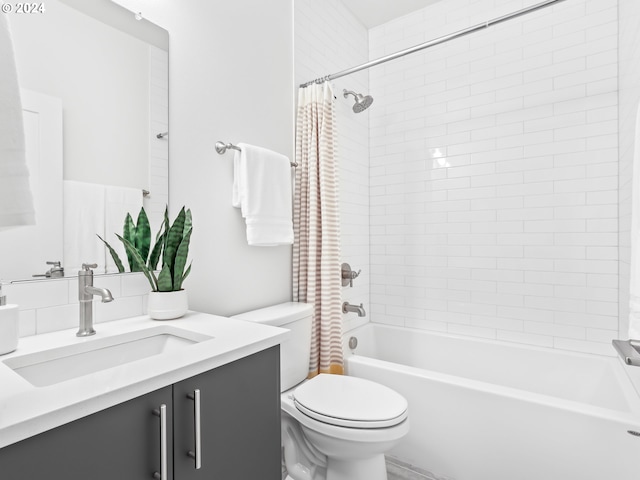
[619,0,640,339]
[294,0,370,332]
[111,0,294,316]
[368,0,619,355]
[3,0,293,337]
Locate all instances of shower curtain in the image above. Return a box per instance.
[293,81,344,377]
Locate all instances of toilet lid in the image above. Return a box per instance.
[292,374,408,429]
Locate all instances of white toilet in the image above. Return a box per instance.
[233,302,409,480]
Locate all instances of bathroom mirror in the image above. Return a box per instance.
[1,0,169,282]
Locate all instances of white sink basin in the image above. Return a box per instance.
[3,326,213,387]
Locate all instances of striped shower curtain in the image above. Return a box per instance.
[293,81,344,377]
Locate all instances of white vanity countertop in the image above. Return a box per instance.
[0,311,289,449]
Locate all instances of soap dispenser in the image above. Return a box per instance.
[0,284,19,355]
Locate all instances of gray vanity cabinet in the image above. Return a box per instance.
[0,346,281,480]
[173,345,282,479]
[0,385,174,480]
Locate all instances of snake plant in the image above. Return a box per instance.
[97,207,155,273]
[98,206,193,292]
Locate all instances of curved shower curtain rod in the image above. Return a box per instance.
[299,0,568,88]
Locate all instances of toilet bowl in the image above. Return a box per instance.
[282,374,409,480]
[232,302,409,480]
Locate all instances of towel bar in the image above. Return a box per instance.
[215,141,298,167]
[215,141,241,154]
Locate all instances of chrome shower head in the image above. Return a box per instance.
[343,89,374,113]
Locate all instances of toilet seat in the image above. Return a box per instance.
[292,374,408,429]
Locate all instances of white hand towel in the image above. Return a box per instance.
[105,186,144,273]
[232,152,242,209]
[0,15,35,227]
[630,103,640,339]
[232,143,294,246]
[63,181,106,274]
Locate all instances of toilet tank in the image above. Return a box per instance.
[232,302,313,392]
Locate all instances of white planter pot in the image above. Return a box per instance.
[148,290,188,320]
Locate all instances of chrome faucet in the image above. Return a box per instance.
[341,263,362,287]
[342,302,366,317]
[32,260,65,278]
[77,263,114,337]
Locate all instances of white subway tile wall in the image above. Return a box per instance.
[4,273,148,337]
[368,0,619,355]
[619,0,640,339]
[295,0,371,332]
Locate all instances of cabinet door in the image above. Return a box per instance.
[174,346,281,480]
[0,386,173,480]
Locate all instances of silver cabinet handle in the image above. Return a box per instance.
[152,404,168,480]
[187,389,202,469]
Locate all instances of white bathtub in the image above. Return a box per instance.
[344,323,640,480]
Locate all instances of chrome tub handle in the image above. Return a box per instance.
[612,339,640,367]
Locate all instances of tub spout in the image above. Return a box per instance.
[342,302,366,317]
